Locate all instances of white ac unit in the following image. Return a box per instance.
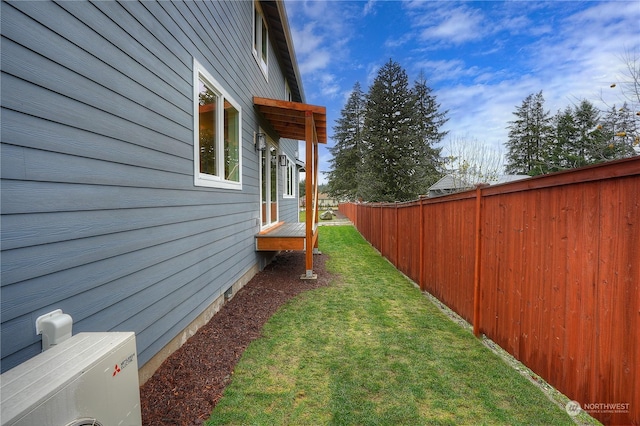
[1,332,142,426]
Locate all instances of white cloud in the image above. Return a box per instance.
[363,0,377,16]
[413,59,483,84]
[409,4,487,45]
[291,23,323,57]
[384,32,413,49]
[421,8,485,44]
[520,2,640,110]
[287,0,357,100]
[568,0,640,25]
[369,63,383,85]
[299,48,331,75]
[319,73,341,99]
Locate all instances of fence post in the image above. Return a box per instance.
[395,202,399,268]
[419,197,425,291]
[473,184,488,337]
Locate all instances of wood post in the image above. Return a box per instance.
[473,184,487,337]
[302,110,317,279]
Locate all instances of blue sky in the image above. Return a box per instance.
[285,0,640,182]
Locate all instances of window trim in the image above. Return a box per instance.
[282,154,296,198]
[193,58,242,190]
[260,136,279,228]
[252,2,269,80]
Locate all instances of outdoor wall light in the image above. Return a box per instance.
[255,132,266,151]
[278,154,287,167]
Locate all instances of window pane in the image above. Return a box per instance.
[254,7,259,53]
[288,162,294,196]
[261,18,268,63]
[198,79,217,176]
[283,158,293,197]
[224,101,240,182]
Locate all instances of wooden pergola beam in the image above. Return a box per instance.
[253,97,326,278]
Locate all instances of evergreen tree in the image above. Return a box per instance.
[505,91,553,175]
[550,107,579,171]
[548,100,607,170]
[573,99,607,163]
[360,60,441,202]
[411,72,447,184]
[600,103,638,160]
[326,82,366,200]
[360,60,410,201]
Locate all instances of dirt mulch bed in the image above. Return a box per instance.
[139,251,332,425]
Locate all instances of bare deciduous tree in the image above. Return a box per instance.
[443,136,503,188]
[599,49,640,154]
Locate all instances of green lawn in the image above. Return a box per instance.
[207,226,581,425]
[299,209,338,222]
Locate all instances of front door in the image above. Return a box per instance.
[260,139,278,228]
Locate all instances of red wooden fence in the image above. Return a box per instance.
[339,157,640,425]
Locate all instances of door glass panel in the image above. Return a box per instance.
[260,140,278,227]
[261,148,268,226]
[270,145,278,224]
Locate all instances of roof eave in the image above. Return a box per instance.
[276,1,305,103]
[261,1,305,104]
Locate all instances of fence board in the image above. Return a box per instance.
[397,203,421,283]
[340,157,640,425]
[381,206,397,265]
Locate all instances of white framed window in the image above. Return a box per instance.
[253,2,268,79]
[193,59,242,189]
[282,155,295,198]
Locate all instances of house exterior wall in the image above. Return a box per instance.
[0,0,301,373]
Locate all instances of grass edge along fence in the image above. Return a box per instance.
[339,157,640,426]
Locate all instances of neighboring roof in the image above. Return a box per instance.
[428,174,532,196]
[261,1,304,103]
[318,192,336,200]
[429,175,473,192]
[492,175,531,184]
[254,97,327,143]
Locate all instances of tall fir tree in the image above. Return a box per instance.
[600,103,638,160]
[360,60,441,202]
[411,72,447,184]
[551,106,579,171]
[360,60,409,201]
[549,100,607,170]
[572,99,607,163]
[505,91,553,175]
[326,82,366,200]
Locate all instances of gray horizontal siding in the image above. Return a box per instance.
[1,144,191,190]
[2,109,190,175]
[1,203,255,287]
[1,0,302,372]
[1,74,191,160]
